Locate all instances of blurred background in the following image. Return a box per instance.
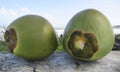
[0,0,120,51]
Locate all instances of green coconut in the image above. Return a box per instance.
[4,15,58,60]
[63,9,114,61]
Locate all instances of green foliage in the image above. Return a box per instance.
[0,41,8,52]
[112,34,120,51]
[116,34,120,39]
[56,35,64,52]
[0,25,8,52]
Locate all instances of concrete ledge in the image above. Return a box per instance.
[0,51,120,72]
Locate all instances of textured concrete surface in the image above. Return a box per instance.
[0,51,120,72]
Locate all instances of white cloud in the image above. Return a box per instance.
[0,7,8,16]
[0,7,33,18]
[0,7,58,27]
[20,7,32,13]
[9,9,18,17]
[0,7,31,26]
[0,6,69,27]
[20,7,29,12]
[0,7,18,17]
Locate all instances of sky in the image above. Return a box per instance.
[0,0,120,29]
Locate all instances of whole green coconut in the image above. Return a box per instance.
[63,9,114,61]
[4,15,58,60]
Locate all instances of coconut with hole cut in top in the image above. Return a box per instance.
[63,9,114,61]
[4,15,58,60]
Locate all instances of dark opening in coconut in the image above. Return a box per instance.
[68,31,98,58]
[4,28,17,53]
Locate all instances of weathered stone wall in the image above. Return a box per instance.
[0,51,120,72]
